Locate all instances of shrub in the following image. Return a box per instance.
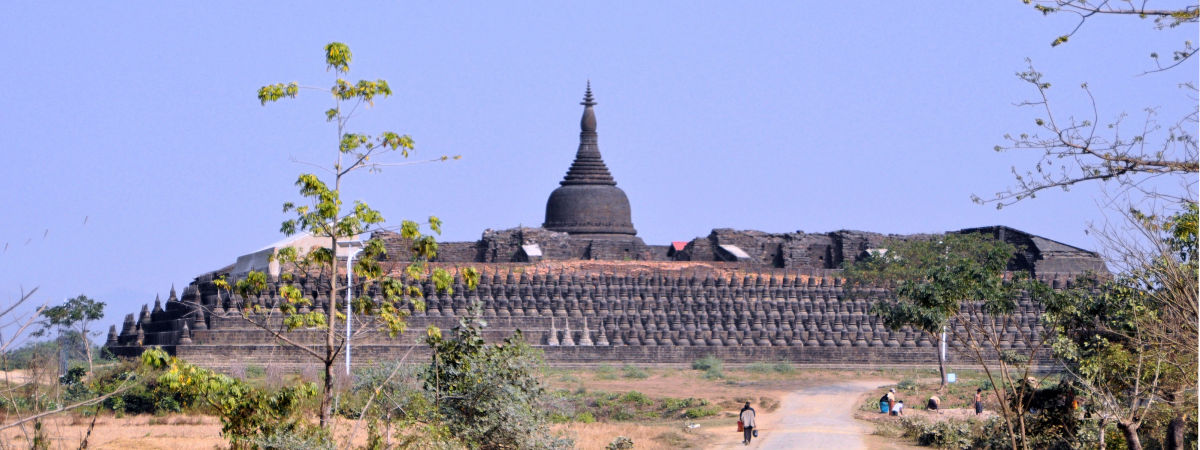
[606,436,634,450]
[900,417,974,450]
[575,411,596,423]
[771,362,795,374]
[621,364,649,379]
[424,318,572,449]
[252,428,334,450]
[662,397,706,413]
[691,355,722,372]
[897,379,918,391]
[621,391,652,406]
[703,367,724,380]
[684,405,720,419]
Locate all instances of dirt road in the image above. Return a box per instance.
[750,379,891,449]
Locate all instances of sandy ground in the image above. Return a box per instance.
[751,379,892,449]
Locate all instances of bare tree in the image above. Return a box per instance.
[974,1,1198,208]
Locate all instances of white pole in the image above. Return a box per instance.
[941,326,947,362]
[346,245,363,376]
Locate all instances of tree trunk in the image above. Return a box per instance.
[320,358,334,428]
[82,325,93,375]
[1097,418,1107,449]
[934,332,947,391]
[1118,420,1143,450]
[320,236,341,429]
[1165,414,1185,450]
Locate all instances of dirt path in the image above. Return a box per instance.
[747,378,892,449]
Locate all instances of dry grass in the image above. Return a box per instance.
[0,414,225,450]
[1,367,901,449]
[555,421,709,449]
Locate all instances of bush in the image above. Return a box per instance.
[621,391,652,406]
[684,405,720,419]
[252,428,334,450]
[575,411,596,423]
[621,364,649,379]
[424,317,572,449]
[606,436,634,450]
[897,379,918,391]
[692,355,723,372]
[703,367,724,380]
[662,397,706,413]
[900,417,974,450]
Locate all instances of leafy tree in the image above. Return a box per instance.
[845,232,1056,450]
[1045,203,1197,450]
[225,42,479,429]
[423,310,571,449]
[36,294,104,374]
[975,1,1197,208]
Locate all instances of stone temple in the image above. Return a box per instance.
[105,86,1106,368]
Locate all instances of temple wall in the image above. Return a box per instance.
[108,266,1063,369]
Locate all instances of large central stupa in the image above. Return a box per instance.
[543,84,638,239]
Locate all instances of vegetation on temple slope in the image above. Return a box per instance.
[223,42,479,429]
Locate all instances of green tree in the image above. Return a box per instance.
[423,311,571,449]
[37,295,104,374]
[1045,203,1197,450]
[227,42,479,429]
[845,232,1055,450]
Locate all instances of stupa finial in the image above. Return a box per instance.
[581,80,596,107]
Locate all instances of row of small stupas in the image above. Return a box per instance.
[105,85,1106,368]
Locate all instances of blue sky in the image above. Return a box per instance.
[1,2,1194,334]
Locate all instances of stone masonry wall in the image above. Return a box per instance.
[108,264,1070,369]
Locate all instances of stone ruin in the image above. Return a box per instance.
[105,85,1107,369]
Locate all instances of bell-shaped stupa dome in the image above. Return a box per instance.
[543,83,637,238]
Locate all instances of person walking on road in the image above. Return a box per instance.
[740,402,757,445]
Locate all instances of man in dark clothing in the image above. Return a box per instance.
[740,402,757,445]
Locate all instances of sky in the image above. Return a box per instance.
[1,2,1195,336]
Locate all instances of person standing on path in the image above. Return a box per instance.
[886,388,896,414]
[740,402,757,445]
[974,388,983,415]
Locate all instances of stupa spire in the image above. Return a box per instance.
[560,83,616,186]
